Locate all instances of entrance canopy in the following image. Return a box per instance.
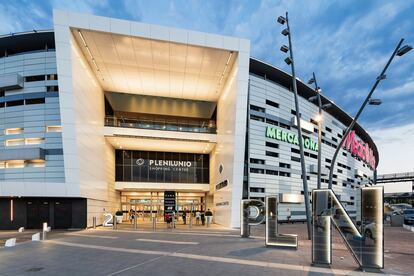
[72,28,235,101]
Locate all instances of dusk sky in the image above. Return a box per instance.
[1,0,413,174]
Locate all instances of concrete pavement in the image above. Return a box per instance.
[0,224,413,275]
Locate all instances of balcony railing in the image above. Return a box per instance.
[105,116,217,134]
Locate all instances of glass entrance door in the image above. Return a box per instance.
[121,191,206,224]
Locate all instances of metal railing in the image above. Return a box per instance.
[105,116,217,134]
[376,172,414,183]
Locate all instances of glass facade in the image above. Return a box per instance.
[115,150,209,184]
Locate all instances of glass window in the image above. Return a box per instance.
[116,150,123,165]
[123,166,131,181]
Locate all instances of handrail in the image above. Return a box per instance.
[104,116,217,134]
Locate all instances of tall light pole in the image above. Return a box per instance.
[328,39,412,189]
[277,12,312,240]
[308,73,332,189]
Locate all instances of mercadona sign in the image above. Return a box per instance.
[265,126,318,152]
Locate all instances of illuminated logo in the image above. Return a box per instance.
[265,126,318,152]
[342,130,376,169]
[149,160,192,167]
[136,158,145,166]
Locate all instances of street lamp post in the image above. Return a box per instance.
[277,12,312,240]
[308,73,331,189]
[328,39,412,189]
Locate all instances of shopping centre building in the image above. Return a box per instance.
[0,10,378,229]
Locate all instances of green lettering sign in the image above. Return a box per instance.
[265,126,318,152]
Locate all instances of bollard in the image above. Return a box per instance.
[32,233,41,241]
[5,238,16,247]
[93,216,96,229]
[42,222,48,240]
[18,227,25,233]
[113,216,117,230]
[152,217,156,230]
[134,215,137,230]
[189,214,193,229]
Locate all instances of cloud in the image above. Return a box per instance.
[51,0,109,14]
[369,123,414,173]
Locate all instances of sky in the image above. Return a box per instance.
[1,0,413,175]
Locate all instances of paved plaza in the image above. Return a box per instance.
[0,223,413,275]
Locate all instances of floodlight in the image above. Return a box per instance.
[368,99,382,105]
[280,45,289,53]
[281,28,289,36]
[307,78,315,85]
[284,57,292,65]
[396,45,412,56]
[277,16,286,25]
[322,103,333,109]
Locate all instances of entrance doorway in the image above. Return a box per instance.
[121,191,206,225]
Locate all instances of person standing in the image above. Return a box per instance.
[129,209,134,223]
[165,213,171,229]
[287,208,292,224]
[195,211,201,225]
[172,211,176,228]
[205,209,213,227]
[200,211,205,226]
[182,210,187,225]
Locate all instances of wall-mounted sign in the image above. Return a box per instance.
[164,191,176,214]
[291,116,314,133]
[265,126,318,151]
[136,158,193,171]
[342,130,376,169]
[115,150,209,184]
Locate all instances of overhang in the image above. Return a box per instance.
[72,28,235,101]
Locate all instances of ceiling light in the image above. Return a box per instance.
[77,30,87,47]
[77,29,104,81]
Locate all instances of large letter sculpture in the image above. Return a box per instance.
[241,194,303,248]
[312,187,383,269]
[265,196,298,248]
[241,199,265,238]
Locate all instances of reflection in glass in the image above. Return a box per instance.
[312,187,383,269]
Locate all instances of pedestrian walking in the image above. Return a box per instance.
[195,211,201,225]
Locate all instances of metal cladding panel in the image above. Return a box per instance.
[0,73,23,90]
[0,148,45,161]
